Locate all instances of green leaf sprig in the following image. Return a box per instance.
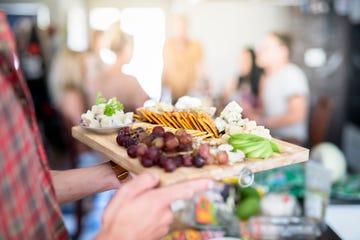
[95,92,124,116]
[95,92,107,105]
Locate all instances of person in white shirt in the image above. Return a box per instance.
[242,32,309,145]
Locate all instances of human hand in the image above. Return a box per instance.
[96,172,213,240]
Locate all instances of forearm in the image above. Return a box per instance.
[51,162,120,204]
[265,114,303,128]
[264,106,307,128]
[264,96,307,128]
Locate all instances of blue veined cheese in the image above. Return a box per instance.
[114,111,134,125]
[91,104,105,115]
[175,96,202,110]
[112,111,125,126]
[124,112,134,124]
[88,118,100,128]
[81,110,95,126]
[215,117,227,132]
[143,99,174,113]
[219,100,243,123]
[215,101,271,138]
[100,115,113,127]
[81,103,133,128]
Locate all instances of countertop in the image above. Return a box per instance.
[325,203,360,240]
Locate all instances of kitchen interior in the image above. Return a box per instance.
[1,0,360,239]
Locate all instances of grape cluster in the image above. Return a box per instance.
[116,126,229,172]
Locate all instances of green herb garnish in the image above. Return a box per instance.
[95,92,124,116]
[95,92,107,105]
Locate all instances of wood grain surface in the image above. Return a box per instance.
[72,126,309,186]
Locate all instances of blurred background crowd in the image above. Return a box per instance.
[1,0,360,239]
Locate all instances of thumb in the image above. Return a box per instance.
[110,171,159,206]
[124,171,160,199]
[103,172,159,220]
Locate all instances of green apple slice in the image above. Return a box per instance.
[260,141,274,158]
[246,141,272,158]
[229,137,262,146]
[242,143,266,154]
[231,140,265,151]
[269,140,280,153]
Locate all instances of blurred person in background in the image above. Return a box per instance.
[0,12,212,240]
[49,48,87,132]
[162,15,204,103]
[242,32,309,145]
[86,22,149,112]
[221,47,263,108]
[83,29,105,88]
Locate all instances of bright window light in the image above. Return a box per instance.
[67,7,88,52]
[99,48,117,65]
[304,48,327,68]
[120,8,165,100]
[37,5,50,30]
[90,8,121,31]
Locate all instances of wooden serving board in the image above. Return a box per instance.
[72,126,309,186]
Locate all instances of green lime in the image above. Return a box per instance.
[235,197,261,220]
[239,186,260,200]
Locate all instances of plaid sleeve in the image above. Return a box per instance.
[0,11,68,240]
[0,63,68,240]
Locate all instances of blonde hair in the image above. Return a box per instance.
[48,48,85,108]
[101,22,133,54]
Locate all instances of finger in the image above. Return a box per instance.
[120,171,159,200]
[156,178,213,205]
[159,208,174,226]
[155,226,171,240]
[104,172,159,218]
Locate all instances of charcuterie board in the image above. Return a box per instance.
[72,126,309,186]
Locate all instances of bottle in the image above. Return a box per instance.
[243,216,320,240]
[304,161,331,223]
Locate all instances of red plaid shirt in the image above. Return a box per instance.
[0,12,68,239]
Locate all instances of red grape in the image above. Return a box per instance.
[152,137,165,149]
[141,155,154,167]
[205,155,215,165]
[165,136,179,150]
[124,137,137,148]
[146,146,160,162]
[116,135,136,148]
[158,154,168,167]
[216,151,229,164]
[116,135,127,146]
[135,143,148,157]
[118,126,131,136]
[175,128,186,137]
[138,132,150,142]
[198,143,211,159]
[117,125,211,172]
[152,126,165,136]
[163,158,177,172]
[182,154,194,167]
[142,135,153,146]
[177,144,193,152]
[127,145,138,158]
[179,133,192,145]
[173,155,183,167]
[193,154,206,168]
[163,131,175,139]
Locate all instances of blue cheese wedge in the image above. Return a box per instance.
[215,101,271,139]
